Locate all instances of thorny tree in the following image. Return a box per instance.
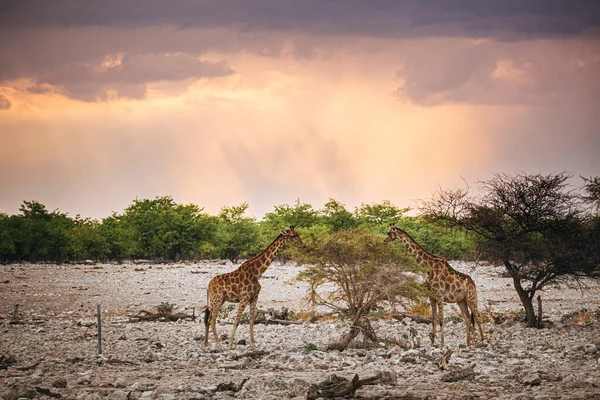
[422,172,600,327]
[296,228,424,346]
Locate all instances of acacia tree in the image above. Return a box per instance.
[422,172,600,327]
[297,228,424,347]
[582,176,600,212]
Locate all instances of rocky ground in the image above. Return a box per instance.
[1,261,600,399]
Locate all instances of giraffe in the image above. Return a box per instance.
[384,224,484,347]
[204,226,302,351]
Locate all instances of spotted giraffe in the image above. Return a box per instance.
[204,226,302,350]
[384,224,484,347]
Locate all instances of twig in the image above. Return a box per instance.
[213,378,249,393]
[264,319,303,325]
[231,350,269,360]
[13,362,40,371]
[438,348,453,370]
[127,310,196,322]
[35,387,62,399]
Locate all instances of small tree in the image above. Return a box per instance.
[422,172,600,327]
[297,228,424,348]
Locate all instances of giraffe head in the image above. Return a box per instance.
[280,225,302,245]
[384,223,402,242]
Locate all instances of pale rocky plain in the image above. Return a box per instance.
[1,260,599,400]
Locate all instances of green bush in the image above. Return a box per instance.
[296,228,426,320]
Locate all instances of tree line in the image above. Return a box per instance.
[0,197,475,264]
[1,172,598,328]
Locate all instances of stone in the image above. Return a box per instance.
[113,390,131,400]
[4,387,36,399]
[378,370,397,385]
[152,385,172,398]
[521,373,542,386]
[441,365,475,382]
[77,375,92,385]
[52,377,68,388]
[114,376,127,388]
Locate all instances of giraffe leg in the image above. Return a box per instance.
[438,300,445,348]
[248,295,259,351]
[210,304,222,350]
[430,297,438,345]
[229,300,249,350]
[466,283,485,345]
[457,299,472,347]
[468,300,485,345]
[210,301,223,351]
[206,294,224,350]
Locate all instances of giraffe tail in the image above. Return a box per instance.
[204,308,210,327]
[470,312,475,326]
[204,292,210,327]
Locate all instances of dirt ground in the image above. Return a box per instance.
[1,261,600,399]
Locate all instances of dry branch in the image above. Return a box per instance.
[127,310,196,322]
[0,354,16,370]
[306,373,386,400]
[441,363,475,382]
[326,316,379,351]
[231,350,269,360]
[35,386,62,399]
[13,361,41,371]
[213,378,249,393]
[265,319,302,325]
[438,349,453,370]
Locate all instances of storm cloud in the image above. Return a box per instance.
[0,1,598,218]
[0,94,10,110]
[1,1,599,39]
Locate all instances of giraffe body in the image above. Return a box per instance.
[204,227,301,351]
[385,225,484,347]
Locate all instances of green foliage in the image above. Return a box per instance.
[216,203,261,262]
[0,197,480,264]
[68,216,109,261]
[260,199,318,260]
[397,216,477,260]
[116,196,218,260]
[319,198,358,232]
[0,201,72,263]
[304,343,318,352]
[354,200,408,228]
[296,228,425,319]
[156,302,176,316]
[262,198,319,233]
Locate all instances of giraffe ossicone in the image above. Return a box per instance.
[203,226,302,351]
[385,224,484,347]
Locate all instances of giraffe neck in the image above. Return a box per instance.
[394,229,441,269]
[247,234,287,279]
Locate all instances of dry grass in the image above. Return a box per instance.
[561,308,600,324]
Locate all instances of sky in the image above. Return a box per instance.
[0,1,599,219]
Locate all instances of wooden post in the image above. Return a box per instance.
[97,304,102,354]
[536,296,543,329]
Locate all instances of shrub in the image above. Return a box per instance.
[296,228,425,320]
